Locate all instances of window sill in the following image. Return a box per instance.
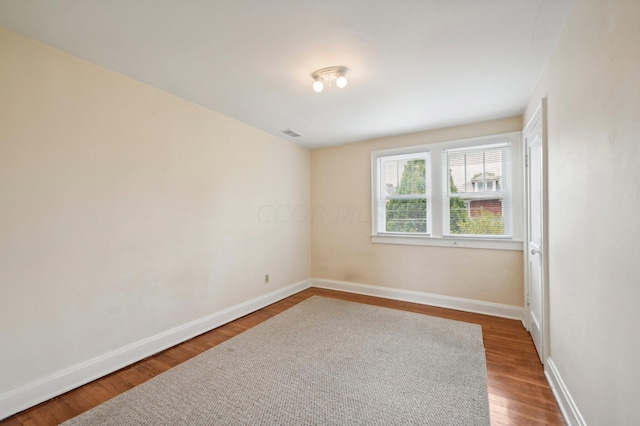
[371,234,523,251]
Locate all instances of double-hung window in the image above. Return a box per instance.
[371,132,522,250]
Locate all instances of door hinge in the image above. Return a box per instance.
[525,154,529,167]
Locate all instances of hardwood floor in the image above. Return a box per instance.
[1,288,565,425]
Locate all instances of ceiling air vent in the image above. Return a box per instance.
[281,129,303,138]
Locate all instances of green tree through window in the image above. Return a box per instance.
[449,174,467,234]
[457,209,504,235]
[385,159,427,233]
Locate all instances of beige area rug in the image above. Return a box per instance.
[63,296,490,425]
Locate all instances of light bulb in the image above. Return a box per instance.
[313,80,324,93]
[336,75,348,88]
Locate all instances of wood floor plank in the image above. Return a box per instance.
[0,288,565,425]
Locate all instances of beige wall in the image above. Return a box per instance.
[0,28,310,393]
[311,117,524,306]
[8,0,639,419]
[524,0,640,423]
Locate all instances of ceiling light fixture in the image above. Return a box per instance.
[311,66,348,93]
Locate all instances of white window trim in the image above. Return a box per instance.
[371,132,524,251]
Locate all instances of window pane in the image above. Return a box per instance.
[383,159,426,196]
[448,147,507,194]
[380,156,429,234]
[445,144,511,236]
[385,199,427,233]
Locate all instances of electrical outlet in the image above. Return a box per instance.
[265,274,269,284]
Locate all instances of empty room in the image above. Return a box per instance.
[0,0,638,425]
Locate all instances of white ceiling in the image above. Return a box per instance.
[0,0,573,148]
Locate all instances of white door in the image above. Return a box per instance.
[524,101,546,364]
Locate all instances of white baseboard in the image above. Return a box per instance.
[545,357,587,426]
[1,278,525,420]
[311,278,524,321]
[0,279,311,420]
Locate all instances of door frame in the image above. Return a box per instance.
[523,98,550,364]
